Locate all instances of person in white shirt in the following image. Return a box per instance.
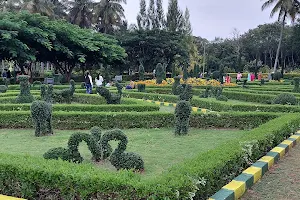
[95,73,104,87]
[84,71,93,94]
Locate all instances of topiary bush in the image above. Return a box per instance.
[293,78,300,93]
[172,76,181,95]
[200,87,210,98]
[97,83,123,104]
[80,82,85,89]
[31,100,53,137]
[41,84,53,103]
[175,100,192,136]
[44,127,112,163]
[273,93,297,105]
[216,95,228,102]
[0,85,7,93]
[139,63,145,80]
[273,71,282,81]
[137,84,146,92]
[177,84,193,101]
[101,129,144,171]
[53,79,75,103]
[16,75,34,103]
[183,66,188,81]
[155,63,164,84]
[212,71,220,80]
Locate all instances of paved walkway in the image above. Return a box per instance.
[242,143,300,200]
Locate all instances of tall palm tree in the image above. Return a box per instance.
[0,0,22,12]
[21,0,55,17]
[68,0,94,28]
[262,0,300,72]
[94,0,126,34]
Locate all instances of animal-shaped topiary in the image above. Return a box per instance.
[101,129,144,171]
[177,84,193,101]
[16,75,34,103]
[31,100,53,137]
[43,126,112,162]
[175,100,192,135]
[41,84,53,103]
[96,83,123,104]
[53,79,75,103]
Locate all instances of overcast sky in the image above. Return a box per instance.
[124,0,277,40]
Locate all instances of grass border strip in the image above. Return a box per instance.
[209,131,300,200]
[141,99,210,113]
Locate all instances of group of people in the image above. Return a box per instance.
[84,71,135,94]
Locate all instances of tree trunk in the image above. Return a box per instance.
[274,14,286,72]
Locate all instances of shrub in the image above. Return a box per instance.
[216,95,228,102]
[175,100,192,135]
[96,86,121,104]
[53,79,75,103]
[139,64,145,80]
[183,66,188,80]
[273,71,282,81]
[137,84,146,92]
[200,87,210,98]
[177,84,193,101]
[0,85,7,93]
[43,147,70,161]
[172,76,181,95]
[80,82,85,89]
[32,81,41,87]
[101,129,144,171]
[30,101,53,137]
[41,84,53,103]
[260,79,265,85]
[293,78,300,93]
[16,75,34,103]
[273,93,297,105]
[155,63,164,84]
[212,71,220,80]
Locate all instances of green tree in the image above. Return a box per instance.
[68,0,93,28]
[262,0,299,72]
[156,0,165,29]
[94,0,127,34]
[166,0,184,32]
[21,0,55,17]
[147,0,156,29]
[137,0,148,30]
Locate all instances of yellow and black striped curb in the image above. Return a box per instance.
[0,194,25,200]
[209,131,300,200]
[140,99,209,113]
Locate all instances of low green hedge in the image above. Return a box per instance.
[123,91,300,112]
[0,114,298,199]
[0,103,159,112]
[0,111,277,130]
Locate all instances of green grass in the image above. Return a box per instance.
[0,128,247,178]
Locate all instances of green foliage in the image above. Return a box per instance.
[175,100,192,135]
[41,84,53,103]
[101,129,144,171]
[80,82,86,89]
[273,93,297,105]
[177,84,193,101]
[53,80,75,103]
[155,63,164,84]
[16,75,34,103]
[137,84,146,92]
[30,100,53,137]
[273,71,282,81]
[43,147,70,161]
[293,78,300,93]
[212,71,220,80]
[0,85,7,93]
[183,66,188,80]
[139,64,145,80]
[216,95,228,102]
[172,76,181,95]
[96,85,122,104]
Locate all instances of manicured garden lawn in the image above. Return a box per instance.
[0,128,247,178]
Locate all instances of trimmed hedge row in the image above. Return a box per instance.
[123,91,300,112]
[0,103,160,112]
[0,114,297,199]
[0,111,277,130]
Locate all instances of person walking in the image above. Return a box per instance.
[84,71,93,94]
[95,73,104,87]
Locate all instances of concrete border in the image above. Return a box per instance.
[209,131,300,200]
